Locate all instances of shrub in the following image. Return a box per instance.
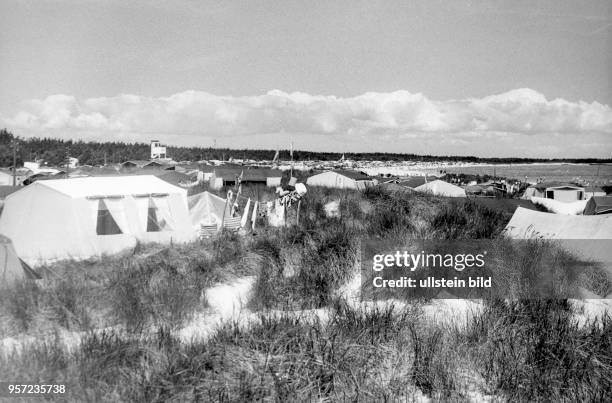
[108,256,203,329]
[409,324,457,397]
[331,298,418,344]
[296,222,358,307]
[431,199,506,239]
[0,280,41,332]
[366,190,413,237]
[466,300,612,401]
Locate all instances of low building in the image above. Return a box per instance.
[121,160,162,169]
[23,161,40,171]
[200,168,215,182]
[0,169,30,186]
[209,167,284,190]
[152,170,198,188]
[0,170,13,186]
[522,182,585,202]
[306,170,376,190]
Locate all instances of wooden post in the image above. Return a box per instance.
[251,201,258,232]
[221,191,229,230]
[296,199,301,226]
[290,141,294,179]
[65,146,70,179]
[12,140,17,187]
[215,192,230,258]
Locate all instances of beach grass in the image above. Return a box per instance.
[1,184,610,401]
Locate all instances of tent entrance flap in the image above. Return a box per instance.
[148,196,174,232]
[146,197,165,232]
[96,199,123,235]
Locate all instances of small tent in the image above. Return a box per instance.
[583,196,612,215]
[414,180,466,197]
[1,234,40,287]
[187,191,230,230]
[0,176,196,266]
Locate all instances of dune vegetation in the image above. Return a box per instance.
[1,186,611,401]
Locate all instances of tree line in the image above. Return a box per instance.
[1,129,610,168]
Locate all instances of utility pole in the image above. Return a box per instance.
[290,141,294,179]
[65,146,70,179]
[11,140,18,187]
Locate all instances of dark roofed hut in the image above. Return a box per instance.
[209,167,284,189]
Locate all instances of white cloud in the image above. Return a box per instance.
[2,88,611,142]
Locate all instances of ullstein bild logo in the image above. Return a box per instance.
[371,276,492,289]
[370,250,492,290]
[361,238,611,300]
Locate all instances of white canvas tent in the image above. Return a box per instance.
[414,180,466,197]
[1,234,40,287]
[504,207,612,271]
[530,197,587,215]
[504,207,612,239]
[187,191,230,231]
[0,176,196,266]
[306,170,376,190]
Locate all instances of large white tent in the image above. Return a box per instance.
[504,207,612,239]
[0,176,196,265]
[306,170,376,190]
[414,180,466,197]
[504,207,612,272]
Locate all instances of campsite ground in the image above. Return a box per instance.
[1,186,611,402]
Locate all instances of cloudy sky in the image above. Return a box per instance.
[1,0,610,158]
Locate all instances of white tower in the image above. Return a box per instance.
[150,140,167,159]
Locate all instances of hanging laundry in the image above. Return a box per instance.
[241,198,251,228]
[267,199,285,227]
[251,201,258,231]
[231,199,239,217]
[275,199,286,225]
[223,216,242,231]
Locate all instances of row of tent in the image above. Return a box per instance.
[2,174,610,286]
[305,170,468,197]
[380,179,467,197]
